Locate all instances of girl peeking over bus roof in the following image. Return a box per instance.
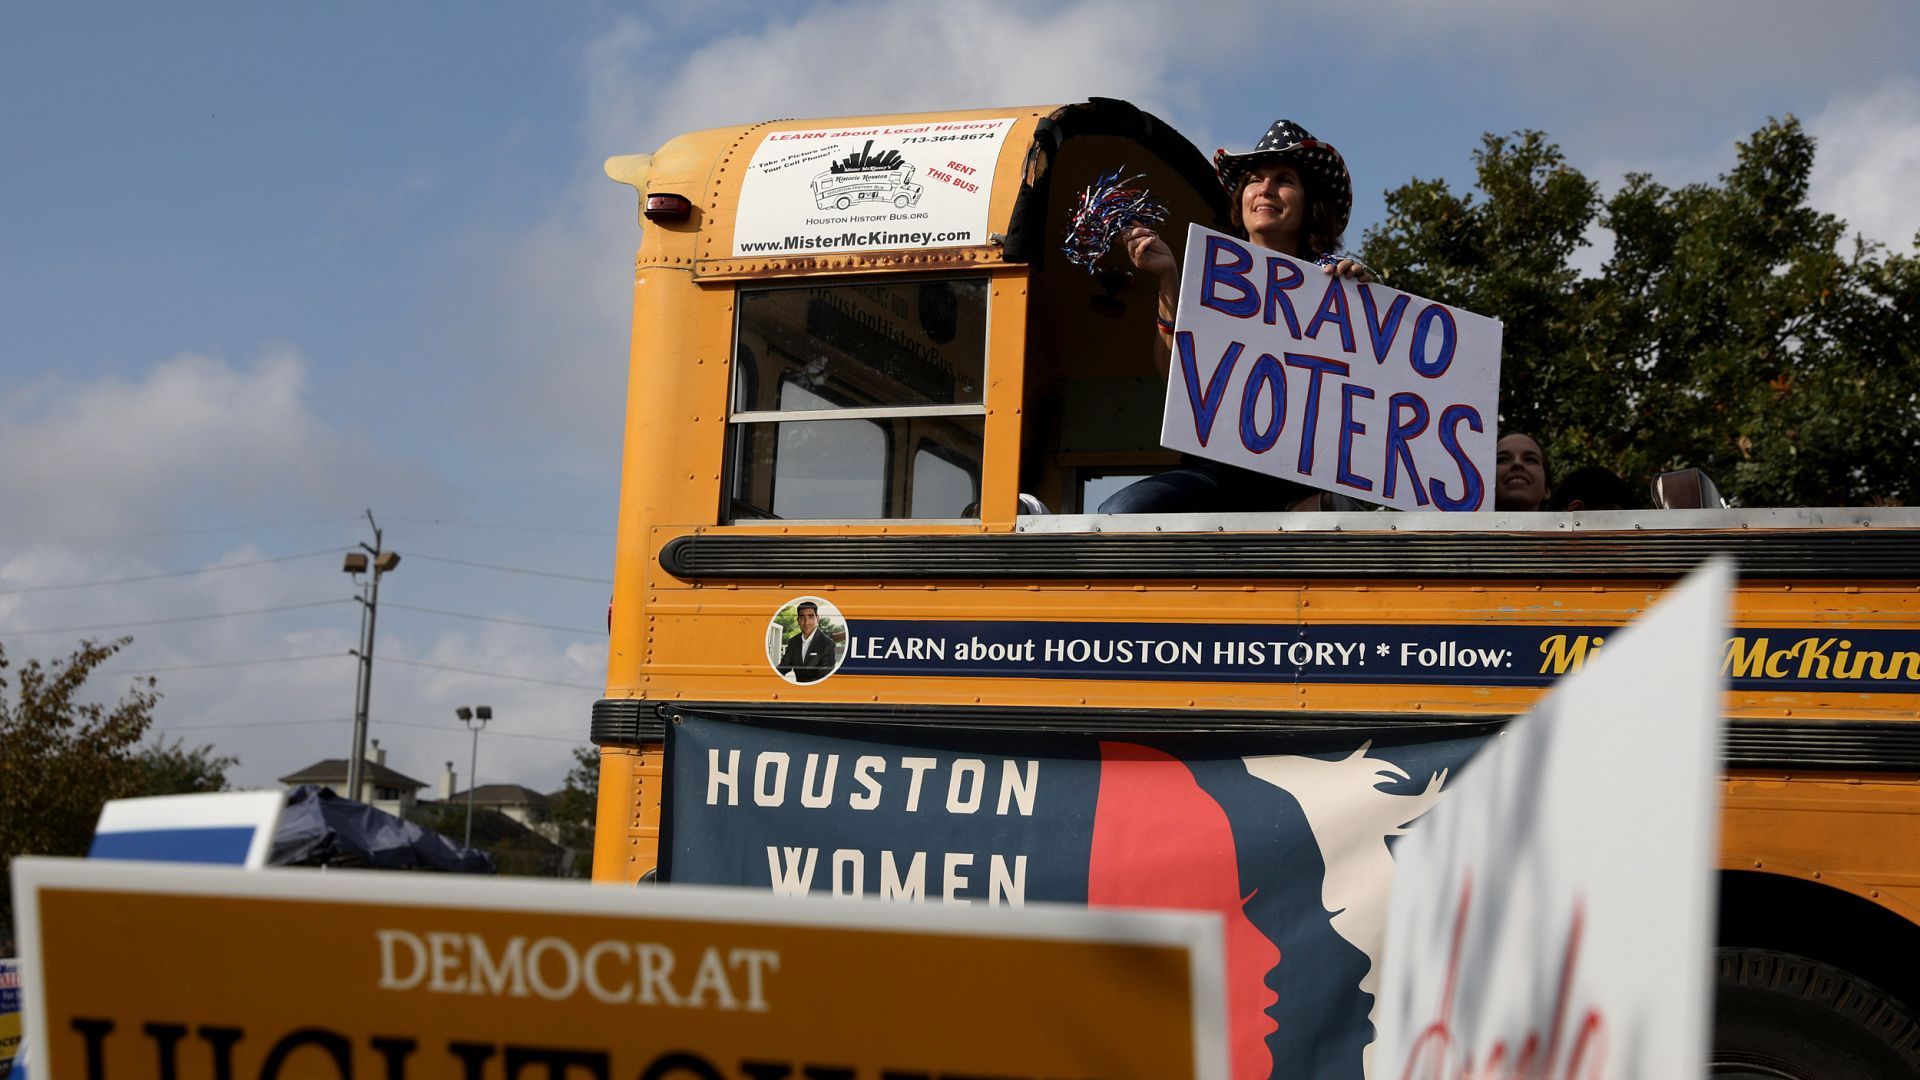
[1101,118,1374,515]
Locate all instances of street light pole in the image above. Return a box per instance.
[456,705,492,849]
[344,510,400,804]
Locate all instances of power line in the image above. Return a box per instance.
[383,516,613,539]
[159,716,580,745]
[381,718,585,744]
[84,649,596,688]
[97,653,348,676]
[383,601,607,637]
[0,548,346,595]
[0,598,354,637]
[379,656,602,690]
[164,717,351,732]
[406,552,612,585]
[0,516,361,549]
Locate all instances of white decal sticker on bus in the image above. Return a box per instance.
[733,120,1015,257]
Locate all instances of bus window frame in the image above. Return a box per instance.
[722,272,993,525]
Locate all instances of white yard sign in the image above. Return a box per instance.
[1372,560,1731,1078]
[732,118,1015,258]
[1164,225,1503,511]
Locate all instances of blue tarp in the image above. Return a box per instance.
[270,785,494,873]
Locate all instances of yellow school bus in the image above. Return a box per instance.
[594,100,1920,1078]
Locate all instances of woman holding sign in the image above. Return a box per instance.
[1101,118,1371,514]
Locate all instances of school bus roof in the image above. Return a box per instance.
[601,100,1227,282]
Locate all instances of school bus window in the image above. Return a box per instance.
[731,279,987,414]
[910,440,978,518]
[726,278,987,522]
[1078,472,1153,515]
[730,414,889,520]
[728,413,985,521]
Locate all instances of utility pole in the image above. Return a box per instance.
[344,510,400,803]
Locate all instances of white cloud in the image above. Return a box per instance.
[1,541,603,793]
[478,0,1225,464]
[617,1,1195,148]
[0,350,437,540]
[1808,76,1920,252]
[0,350,603,793]
[1346,0,1909,98]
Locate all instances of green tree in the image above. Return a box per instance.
[0,637,159,951]
[1361,118,1920,506]
[551,744,599,878]
[135,736,237,796]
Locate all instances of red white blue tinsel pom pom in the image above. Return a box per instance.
[1061,168,1168,273]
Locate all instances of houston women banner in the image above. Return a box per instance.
[664,713,1494,1080]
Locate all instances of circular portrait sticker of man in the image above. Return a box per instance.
[766,596,848,685]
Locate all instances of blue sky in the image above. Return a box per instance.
[4,0,1917,794]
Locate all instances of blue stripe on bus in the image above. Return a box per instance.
[829,619,1920,692]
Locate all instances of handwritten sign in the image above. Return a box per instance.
[12,858,1225,1080]
[1164,225,1503,511]
[1371,560,1730,1077]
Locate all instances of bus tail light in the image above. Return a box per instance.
[645,193,693,223]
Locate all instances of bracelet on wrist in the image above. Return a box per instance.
[1154,313,1176,335]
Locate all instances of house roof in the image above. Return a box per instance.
[445,783,551,808]
[278,758,429,790]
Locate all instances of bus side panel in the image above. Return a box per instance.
[591,743,663,883]
[1722,772,1920,918]
[598,258,735,882]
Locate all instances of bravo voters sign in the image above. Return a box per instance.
[1372,559,1731,1078]
[11,858,1225,1080]
[1164,224,1503,511]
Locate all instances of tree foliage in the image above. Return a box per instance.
[408,801,561,877]
[551,744,599,877]
[1361,118,1920,506]
[136,736,237,796]
[0,637,160,951]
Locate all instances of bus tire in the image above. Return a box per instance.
[894,194,910,207]
[1713,947,1920,1078]
[836,196,850,210]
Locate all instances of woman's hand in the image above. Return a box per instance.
[1320,257,1374,283]
[1121,225,1176,279]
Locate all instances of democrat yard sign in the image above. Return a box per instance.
[1164,225,1503,511]
[1372,560,1730,1078]
[665,714,1496,1080]
[12,858,1225,1080]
